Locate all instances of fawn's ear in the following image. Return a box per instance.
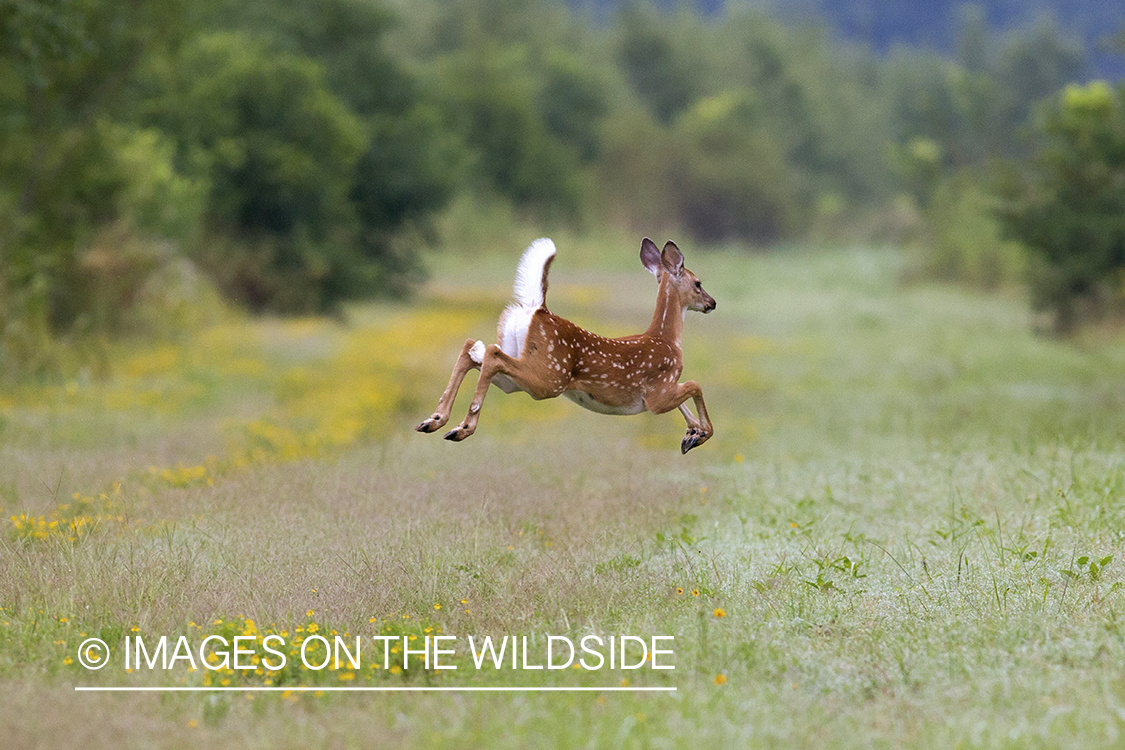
[661,241,684,276]
[640,238,662,277]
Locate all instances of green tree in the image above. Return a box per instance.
[208,0,463,302]
[669,91,797,243]
[403,0,608,217]
[887,19,1085,206]
[996,81,1125,333]
[539,48,610,164]
[438,41,586,215]
[615,3,702,125]
[991,21,1087,157]
[147,32,368,311]
[0,0,190,255]
[712,10,893,213]
[217,0,413,116]
[0,0,193,371]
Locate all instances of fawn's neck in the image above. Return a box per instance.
[645,274,684,348]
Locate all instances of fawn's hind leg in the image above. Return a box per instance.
[416,339,484,433]
[443,343,566,441]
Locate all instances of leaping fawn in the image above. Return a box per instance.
[416,237,717,453]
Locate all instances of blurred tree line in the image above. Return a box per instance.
[0,0,1120,370]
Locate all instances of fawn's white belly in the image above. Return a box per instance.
[492,373,520,394]
[563,389,645,415]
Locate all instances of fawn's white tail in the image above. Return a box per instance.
[511,238,556,310]
[492,238,557,363]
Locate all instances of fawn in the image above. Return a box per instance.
[416,237,716,453]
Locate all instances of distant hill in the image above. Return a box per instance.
[566,0,1125,79]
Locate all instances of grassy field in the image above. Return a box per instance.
[2,242,1125,748]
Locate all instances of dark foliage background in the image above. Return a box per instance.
[2,0,1124,371]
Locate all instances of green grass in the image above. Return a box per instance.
[2,244,1124,748]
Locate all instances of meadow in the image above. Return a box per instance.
[2,241,1124,748]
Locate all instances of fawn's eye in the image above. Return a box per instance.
[694,280,702,289]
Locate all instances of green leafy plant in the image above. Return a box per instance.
[1061,554,1113,581]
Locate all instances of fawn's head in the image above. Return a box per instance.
[641,238,716,314]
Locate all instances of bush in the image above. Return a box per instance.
[996,81,1125,333]
[914,172,1025,289]
[147,32,371,312]
[668,92,798,243]
[0,224,225,378]
[0,120,212,376]
[214,0,463,299]
[437,42,588,217]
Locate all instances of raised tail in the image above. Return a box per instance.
[494,238,557,361]
[512,238,556,311]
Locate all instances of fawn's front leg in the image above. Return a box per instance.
[646,380,713,454]
[416,339,482,434]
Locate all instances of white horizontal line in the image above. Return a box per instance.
[75,686,676,693]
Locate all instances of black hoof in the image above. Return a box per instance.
[681,429,707,454]
[416,416,443,433]
[444,425,471,441]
